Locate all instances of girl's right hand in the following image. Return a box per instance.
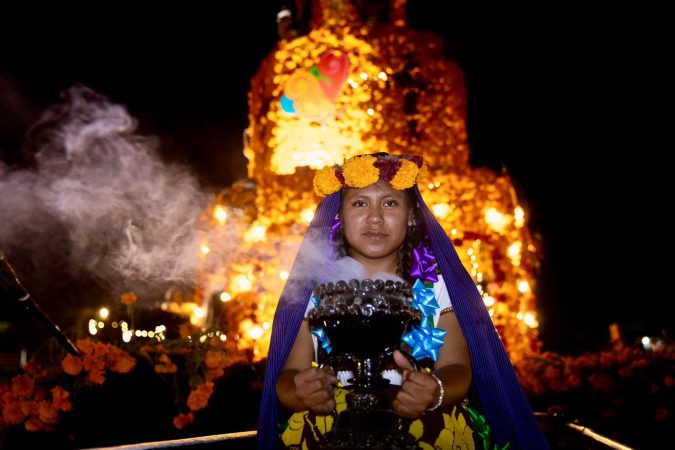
[293,366,338,414]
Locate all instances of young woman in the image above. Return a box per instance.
[258,153,548,449]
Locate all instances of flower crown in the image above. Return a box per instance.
[313,153,427,197]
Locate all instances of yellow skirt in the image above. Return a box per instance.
[279,388,507,450]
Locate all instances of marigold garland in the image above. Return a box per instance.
[313,153,426,196]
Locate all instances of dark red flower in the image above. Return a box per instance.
[373,158,401,182]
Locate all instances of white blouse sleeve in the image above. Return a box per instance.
[305,296,318,360]
[433,275,453,327]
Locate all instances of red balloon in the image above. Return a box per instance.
[317,50,350,102]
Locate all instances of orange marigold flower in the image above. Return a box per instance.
[24,417,45,432]
[139,345,154,355]
[342,155,379,188]
[38,401,59,424]
[187,381,214,411]
[2,401,26,425]
[588,373,614,393]
[75,339,96,355]
[120,292,138,305]
[11,375,34,399]
[154,354,178,374]
[313,167,342,196]
[62,354,83,376]
[390,159,419,190]
[111,354,136,373]
[107,346,136,373]
[88,369,106,385]
[83,357,106,375]
[417,162,429,183]
[20,399,38,417]
[51,386,72,412]
[204,350,225,370]
[206,368,225,381]
[173,412,194,429]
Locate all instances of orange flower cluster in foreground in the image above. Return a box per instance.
[1,339,136,432]
[516,343,674,428]
[172,381,215,430]
[0,371,72,432]
[157,335,240,430]
[62,339,136,384]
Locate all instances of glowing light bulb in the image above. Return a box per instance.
[431,203,450,219]
[248,325,264,340]
[245,224,267,243]
[191,307,205,326]
[300,208,314,223]
[219,292,231,302]
[279,270,289,280]
[517,280,530,293]
[523,312,538,328]
[508,241,522,266]
[235,275,253,292]
[514,206,525,228]
[214,205,228,224]
[484,208,511,233]
[201,243,210,255]
[99,307,109,320]
[508,241,522,258]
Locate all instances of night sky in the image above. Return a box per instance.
[1,3,670,353]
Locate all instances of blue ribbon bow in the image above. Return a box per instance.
[401,321,447,361]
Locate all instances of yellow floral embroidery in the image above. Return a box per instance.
[280,387,349,446]
[434,409,475,450]
[342,155,379,188]
[390,159,420,190]
[281,413,306,447]
[409,417,424,439]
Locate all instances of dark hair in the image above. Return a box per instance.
[334,188,422,283]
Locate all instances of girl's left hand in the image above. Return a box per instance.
[391,350,440,418]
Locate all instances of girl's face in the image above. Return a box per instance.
[341,180,413,272]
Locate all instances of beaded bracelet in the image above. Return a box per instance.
[427,373,444,411]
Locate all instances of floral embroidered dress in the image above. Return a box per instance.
[279,275,509,450]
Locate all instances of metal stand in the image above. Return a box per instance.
[0,250,80,355]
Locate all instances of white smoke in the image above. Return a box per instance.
[290,232,405,288]
[0,84,241,303]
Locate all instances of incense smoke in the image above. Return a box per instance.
[0,85,242,312]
